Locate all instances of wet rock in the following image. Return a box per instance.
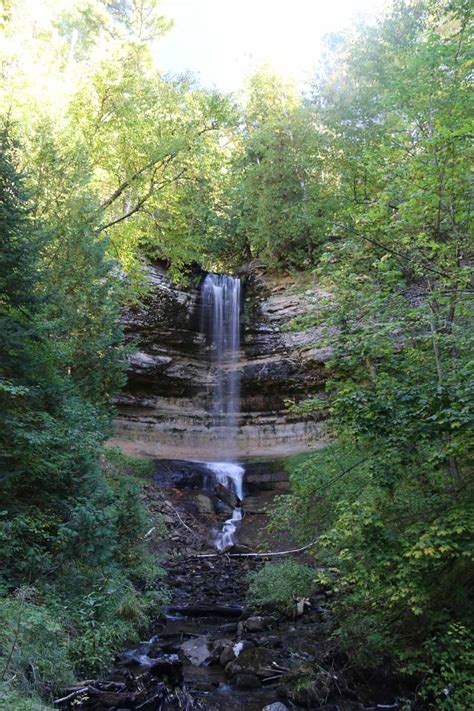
[214,499,234,517]
[219,645,236,666]
[233,673,261,690]
[244,615,267,632]
[214,482,242,509]
[147,654,183,685]
[147,639,179,658]
[212,638,233,653]
[262,704,289,711]
[195,494,215,515]
[180,635,212,666]
[207,638,231,666]
[233,639,255,656]
[211,638,233,663]
[225,647,277,680]
[154,460,210,489]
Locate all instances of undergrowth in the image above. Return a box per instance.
[247,560,317,611]
[268,446,474,710]
[0,450,168,707]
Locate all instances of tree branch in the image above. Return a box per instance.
[334,223,454,279]
[99,122,218,213]
[97,167,187,234]
[100,153,176,211]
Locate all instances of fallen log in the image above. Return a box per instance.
[54,688,88,705]
[166,604,243,618]
[194,537,321,559]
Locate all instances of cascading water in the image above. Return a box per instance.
[201,274,243,550]
[205,461,244,550]
[201,274,241,441]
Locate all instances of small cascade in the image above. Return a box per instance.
[206,461,244,501]
[205,462,244,551]
[200,274,243,549]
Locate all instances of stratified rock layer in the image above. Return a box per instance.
[108,262,332,459]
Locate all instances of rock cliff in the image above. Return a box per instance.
[107,263,332,459]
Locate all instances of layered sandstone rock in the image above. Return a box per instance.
[108,262,332,459]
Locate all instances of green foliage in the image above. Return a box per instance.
[225,68,335,267]
[271,445,371,542]
[103,446,155,480]
[55,566,167,674]
[410,623,474,710]
[0,450,169,695]
[1,1,472,709]
[0,687,52,711]
[0,125,168,704]
[278,443,473,706]
[0,588,74,695]
[247,561,317,610]
[264,3,474,706]
[1,0,236,282]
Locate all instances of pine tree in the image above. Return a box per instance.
[0,128,40,383]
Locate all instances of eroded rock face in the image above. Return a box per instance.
[108,261,331,459]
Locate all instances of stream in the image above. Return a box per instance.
[56,458,404,710]
[54,273,405,710]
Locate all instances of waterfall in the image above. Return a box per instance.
[201,273,241,442]
[200,274,243,550]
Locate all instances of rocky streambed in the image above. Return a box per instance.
[54,460,404,711]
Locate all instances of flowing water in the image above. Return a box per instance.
[201,274,243,549]
[206,462,244,550]
[201,273,241,440]
[74,273,391,710]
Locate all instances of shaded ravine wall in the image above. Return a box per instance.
[107,262,332,460]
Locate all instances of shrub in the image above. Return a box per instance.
[103,447,154,480]
[0,588,74,698]
[0,449,170,699]
[0,686,52,711]
[401,623,474,711]
[273,447,474,708]
[247,560,317,610]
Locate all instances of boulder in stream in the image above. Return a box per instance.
[214,482,242,509]
[195,493,215,515]
[244,615,267,632]
[180,635,212,666]
[148,654,183,685]
[219,644,236,666]
[225,647,278,680]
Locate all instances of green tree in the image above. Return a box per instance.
[0,128,167,704]
[227,68,334,267]
[273,2,473,707]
